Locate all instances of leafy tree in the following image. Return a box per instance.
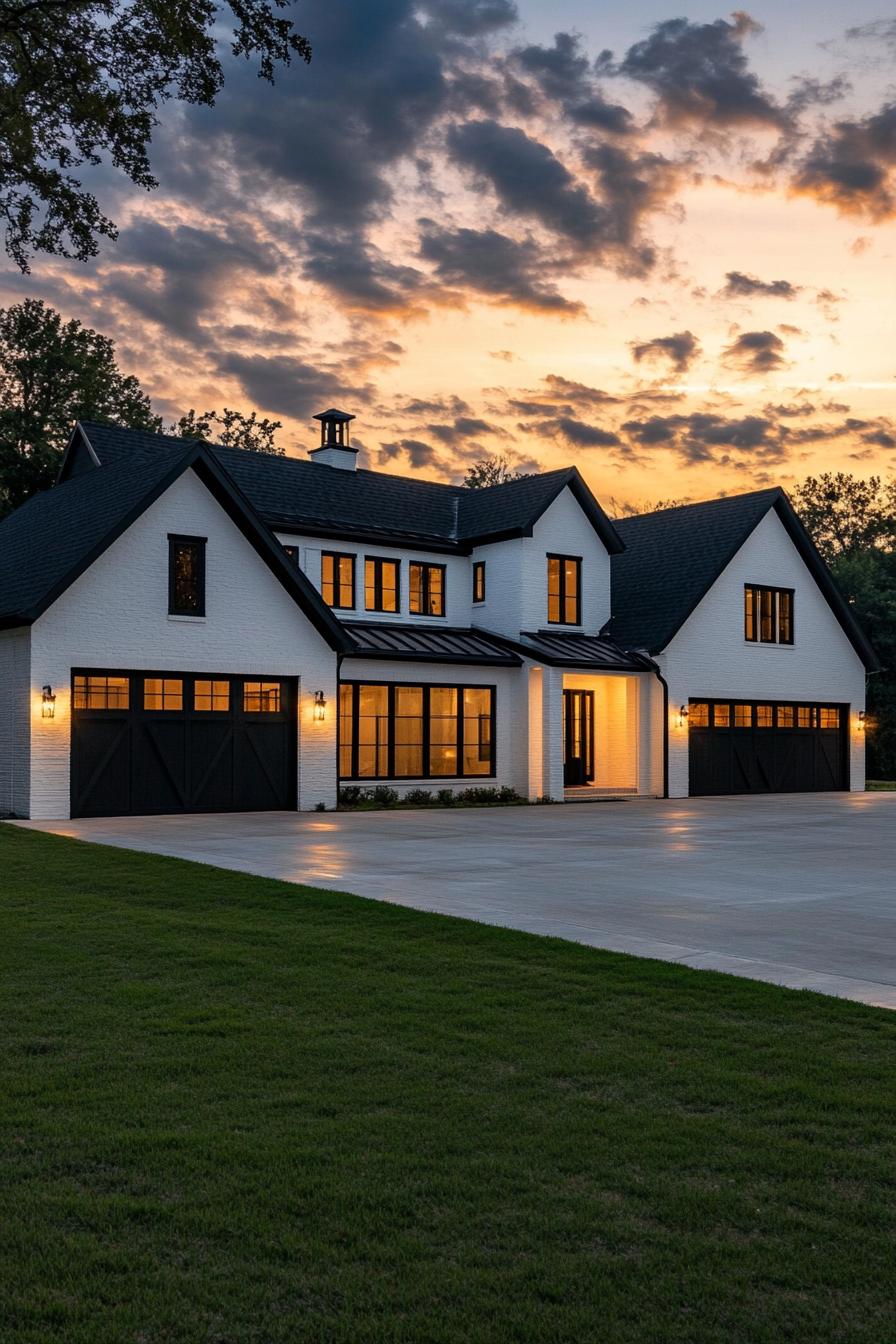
[173,407,284,455]
[0,298,159,516]
[463,455,530,488]
[0,0,310,271]
[790,473,896,562]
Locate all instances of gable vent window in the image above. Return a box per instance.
[473,561,486,604]
[169,535,206,616]
[547,554,581,625]
[744,585,794,644]
[409,562,445,617]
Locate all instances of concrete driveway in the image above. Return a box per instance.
[14,793,896,1008]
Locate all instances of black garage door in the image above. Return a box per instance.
[71,671,296,817]
[688,699,848,796]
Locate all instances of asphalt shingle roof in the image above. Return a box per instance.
[607,490,782,653]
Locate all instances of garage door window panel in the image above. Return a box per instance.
[244,682,281,713]
[73,675,130,710]
[144,678,183,711]
[195,680,230,712]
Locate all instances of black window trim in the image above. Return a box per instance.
[168,533,206,617]
[473,560,486,604]
[744,583,795,645]
[409,560,447,618]
[338,679,497,781]
[546,552,582,626]
[364,555,401,613]
[321,549,357,610]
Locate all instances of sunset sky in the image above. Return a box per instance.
[6,1,896,508]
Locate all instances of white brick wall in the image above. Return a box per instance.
[0,626,31,816]
[657,509,867,795]
[29,468,340,819]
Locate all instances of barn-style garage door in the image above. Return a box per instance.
[688,699,848,796]
[71,671,296,817]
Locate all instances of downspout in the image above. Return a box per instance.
[641,653,669,800]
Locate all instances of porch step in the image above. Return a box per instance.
[564,787,639,802]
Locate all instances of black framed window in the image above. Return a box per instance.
[365,557,400,613]
[409,562,446,617]
[547,554,581,625]
[339,681,496,779]
[322,551,355,609]
[282,545,299,566]
[473,561,486,604]
[744,585,794,644]
[168,535,206,616]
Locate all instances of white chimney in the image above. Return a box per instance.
[309,408,358,470]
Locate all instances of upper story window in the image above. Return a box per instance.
[365,556,400,613]
[168,535,206,616]
[745,585,794,645]
[409,562,445,617]
[473,561,485,604]
[547,554,581,625]
[322,551,355,609]
[282,545,299,566]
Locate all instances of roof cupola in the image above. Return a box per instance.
[309,408,358,470]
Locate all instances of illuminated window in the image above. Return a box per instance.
[777,705,794,728]
[713,703,730,727]
[473,561,486,604]
[409,562,446,617]
[244,682,281,713]
[339,683,495,779]
[194,680,229,712]
[798,706,815,729]
[322,552,355,609]
[73,675,129,710]
[689,702,709,727]
[744,585,794,644]
[365,557,400,613]
[144,678,183,711]
[168,535,206,616]
[547,555,581,625]
[734,704,752,728]
[756,704,773,728]
[820,707,841,729]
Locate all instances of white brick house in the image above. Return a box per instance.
[0,412,876,820]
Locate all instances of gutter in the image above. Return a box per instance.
[636,650,669,800]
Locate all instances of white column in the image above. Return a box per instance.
[541,666,565,801]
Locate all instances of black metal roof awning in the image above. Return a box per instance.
[512,630,656,670]
[340,621,523,666]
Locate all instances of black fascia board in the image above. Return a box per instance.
[262,516,467,555]
[340,646,521,667]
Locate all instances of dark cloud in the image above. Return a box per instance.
[214,351,374,421]
[378,438,442,468]
[722,271,801,299]
[764,401,816,417]
[630,330,700,373]
[512,31,634,133]
[793,103,896,219]
[621,411,781,463]
[302,231,426,312]
[535,417,622,447]
[721,330,788,374]
[617,13,785,129]
[420,0,518,37]
[419,222,583,312]
[425,416,504,443]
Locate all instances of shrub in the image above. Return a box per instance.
[404,788,433,806]
[436,788,457,806]
[314,801,327,812]
[370,785,400,808]
[338,786,363,808]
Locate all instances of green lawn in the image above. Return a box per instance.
[2,828,894,1344]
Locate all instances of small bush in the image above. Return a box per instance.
[436,788,457,807]
[371,785,400,808]
[404,788,433,806]
[314,801,327,812]
[338,786,364,808]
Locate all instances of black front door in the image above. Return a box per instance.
[71,670,297,817]
[563,689,594,787]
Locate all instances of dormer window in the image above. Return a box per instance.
[365,557,400,613]
[547,554,581,625]
[745,585,794,644]
[322,552,355,609]
[168,535,205,616]
[409,562,445,617]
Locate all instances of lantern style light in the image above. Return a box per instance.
[678,703,689,729]
[313,690,327,722]
[41,684,56,719]
[858,710,866,731]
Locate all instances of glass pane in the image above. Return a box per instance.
[364,559,376,611]
[760,588,775,642]
[409,564,423,614]
[244,681,281,713]
[357,684,388,776]
[428,567,444,616]
[820,707,840,729]
[74,675,129,710]
[713,703,730,728]
[777,705,794,728]
[381,561,399,613]
[473,563,485,602]
[394,685,423,775]
[195,679,229,712]
[339,684,354,777]
[547,556,561,623]
[744,587,755,641]
[689,702,709,727]
[172,541,202,614]
[321,554,335,605]
[798,706,814,729]
[463,687,492,774]
[144,678,183,711]
[564,558,579,622]
[338,556,354,607]
[429,686,458,775]
[756,704,773,728]
[734,704,752,728]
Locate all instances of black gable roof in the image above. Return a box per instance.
[608,488,878,669]
[73,423,622,552]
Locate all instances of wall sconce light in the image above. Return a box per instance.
[678,703,689,729]
[858,710,866,732]
[41,684,56,719]
[313,690,327,722]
